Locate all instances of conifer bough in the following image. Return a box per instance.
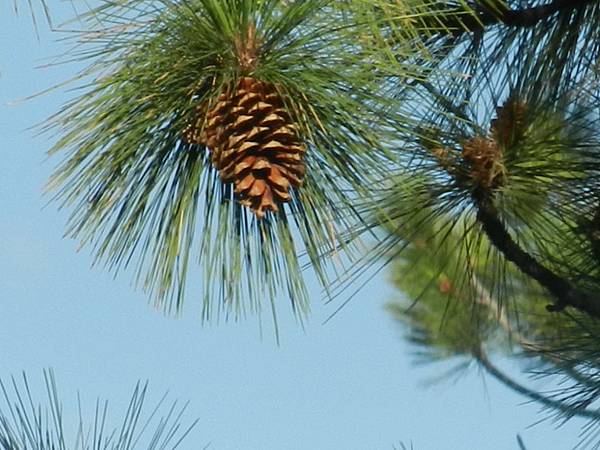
[434,97,600,319]
[46,0,412,321]
[469,99,600,318]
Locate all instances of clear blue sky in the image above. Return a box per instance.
[0,3,583,449]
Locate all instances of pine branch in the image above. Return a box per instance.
[469,274,598,390]
[472,188,600,318]
[473,346,600,420]
[45,0,414,323]
[445,0,597,34]
[470,274,528,343]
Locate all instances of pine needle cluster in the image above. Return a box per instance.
[0,370,197,450]
[45,0,420,322]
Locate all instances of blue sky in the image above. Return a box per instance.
[0,2,585,449]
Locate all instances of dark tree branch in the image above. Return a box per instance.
[500,0,594,27]
[473,346,600,420]
[472,188,600,318]
[441,0,596,34]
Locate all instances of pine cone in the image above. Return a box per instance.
[490,98,528,148]
[462,136,505,190]
[184,77,305,218]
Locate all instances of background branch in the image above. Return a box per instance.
[473,346,600,420]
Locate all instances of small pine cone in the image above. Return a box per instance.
[462,136,505,190]
[490,98,528,148]
[185,77,305,218]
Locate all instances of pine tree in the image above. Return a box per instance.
[32,0,600,444]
